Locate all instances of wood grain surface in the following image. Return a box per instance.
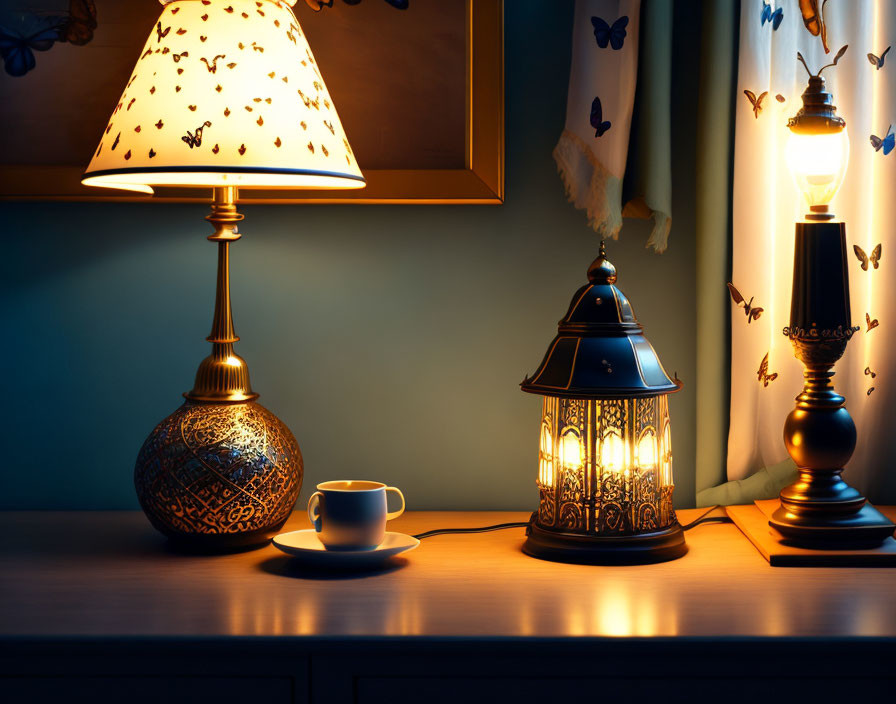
[2,509,896,639]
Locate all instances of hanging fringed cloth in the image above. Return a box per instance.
[554,0,673,252]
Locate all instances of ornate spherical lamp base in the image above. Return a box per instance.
[523,516,687,565]
[135,400,303,552]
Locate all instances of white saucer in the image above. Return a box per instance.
[272,530,419,568]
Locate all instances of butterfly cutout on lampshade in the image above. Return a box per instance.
[590,96,611,137]
[727,283,763,324]
[761,1,783,30]
[868,46,890,70]
[757,353,778,387]
[854,244,881,271]
[865,366,877,379]
[870,125,895,155]
[743,90,767,119]
[591,16,628,50]
[866,313,879,332]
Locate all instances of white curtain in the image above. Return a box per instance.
[729,0,896,500]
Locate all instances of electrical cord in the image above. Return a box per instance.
[413,506,731,540]
[413,522,529,540]
[680,505,732,530]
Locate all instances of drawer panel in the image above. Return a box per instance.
[1,676,293,703]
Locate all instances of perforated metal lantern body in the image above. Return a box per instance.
[521,245,686,564]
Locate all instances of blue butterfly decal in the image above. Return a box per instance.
[760,1,783,30]
[868,46,891,70]
[591,16,628,50]
[590,97,611,137]
[0,20,62,77]
[870,125,895,155]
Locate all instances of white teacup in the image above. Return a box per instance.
[307,480,405,551]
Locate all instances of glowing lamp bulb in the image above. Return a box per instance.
[785,128,849,217]
[600,432,626,474]
[559,432,583,470]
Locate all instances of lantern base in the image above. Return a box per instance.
[522,516,687,565]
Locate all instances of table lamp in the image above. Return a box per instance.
[520,243,687,564]
[770,48,895,546]
[82,0,365,550]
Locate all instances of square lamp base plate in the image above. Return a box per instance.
[727,500,896,567]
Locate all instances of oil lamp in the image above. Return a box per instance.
[770,49,895,546]
[520,243,687,564]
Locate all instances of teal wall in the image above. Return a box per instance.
[0,1,699,511]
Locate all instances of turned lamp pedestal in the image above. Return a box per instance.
[770,222,895,547]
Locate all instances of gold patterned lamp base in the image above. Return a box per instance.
[134,187,302,551]
[136,401,302,550]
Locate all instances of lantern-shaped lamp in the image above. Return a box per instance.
[521,243,687,564]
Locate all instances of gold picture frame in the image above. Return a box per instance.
[0,0,503,204]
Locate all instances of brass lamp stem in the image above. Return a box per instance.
[185,186,258,403]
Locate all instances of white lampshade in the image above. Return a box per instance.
[82,0,364,194]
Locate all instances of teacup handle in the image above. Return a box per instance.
[385,486,405,521]
[307,492,324,532]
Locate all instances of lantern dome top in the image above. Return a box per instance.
[521,243,681,400]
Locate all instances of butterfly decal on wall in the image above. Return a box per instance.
[727,283,764,323]
[743,90,767,119]
[591,16,628,50]
[182,121,212,149]
[854,244,881,271]
[0,14,66,77]
[590,97,611,137]
[760,1,783,30]
[870,125,894,155]
[868,46,891,70]
[757,353,778,387]
[59,0,98,46]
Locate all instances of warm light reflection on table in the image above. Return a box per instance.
[2,510,896,639]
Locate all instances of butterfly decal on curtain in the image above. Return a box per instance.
[727,283,764,323]
[870,125,895,155]
[760,1,783,30]
[854,244,882,271]
[757,353,778,387]
[798,0,831,53]
[743,90,768,119]
[865,367,877,396]
[591,16,628,50]
[868,46,891,70]
[590,96,611,137]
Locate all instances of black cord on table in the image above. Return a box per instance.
[413,522,529,540]
[680,505,733,530]
[413,506,731,540]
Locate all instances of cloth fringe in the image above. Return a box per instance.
[553,129,622,241]
[554,129,671,251]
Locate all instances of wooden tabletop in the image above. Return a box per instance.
[2,509,896,639]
